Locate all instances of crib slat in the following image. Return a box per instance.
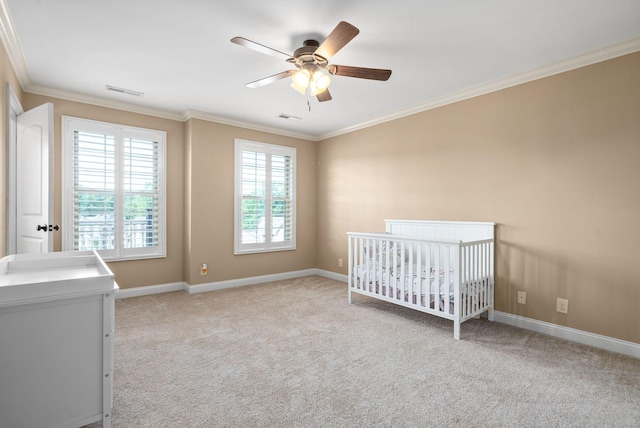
[444,245,451,316]
[461,245,467,318]
[468,244,473,315]
[366,238,371,292]
[469,245,473,317]
[403,241,408,302]
[427,244,431,309]
[392,241,398,299]
[465,245,469,316]
[482,242,488,308]
[378,239,383,295]
[371,240,381,294]
[348,235,353,303]
[384,240,389,297]
[434,246,441,313]
[398,241,403,300]
[475,244,480,313]
[415,244,422,306]
[406,243,412,304]
[477,243,483,311]
[479,242,484,309]
[473,244,478,314]
[377,239,381,295]
[359,237,365,291]
[353,237,359,290]
[463,245,466,317]
[360,237,365,291]
[477,243,481,313]
[468,245,473,316]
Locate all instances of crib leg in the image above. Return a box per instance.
[348,288,353,304]
[454,322,461,340]
[488,306,495,322]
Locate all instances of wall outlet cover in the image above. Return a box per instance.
[557,298,569,314]
[517,291,526,304]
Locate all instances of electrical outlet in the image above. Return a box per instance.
[517,291,526,305]
[556,298,568,314]
[338,258,343,267]
[200,263,208,276]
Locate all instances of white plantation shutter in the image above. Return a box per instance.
[63,117,166,261]
[123,136,160,252]
[240,150,267,244]
[235,139,296,254]
[270,152,293,244]
[71,129,117,258]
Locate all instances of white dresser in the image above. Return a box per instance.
[0,251,117,428]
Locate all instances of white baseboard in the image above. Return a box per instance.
[494,311,639,359]
[116,282,186,299]
[315,269,348,283]
[116,269,345,298]
[185,269,318,294]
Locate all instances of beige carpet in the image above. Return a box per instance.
[87,275,639,427]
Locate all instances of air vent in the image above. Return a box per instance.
[105,85,144,97]
[277,113,302,120]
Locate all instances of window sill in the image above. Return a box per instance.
[98,253,166,263]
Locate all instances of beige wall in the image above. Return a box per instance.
[317,52,640,343]
[184,119,317,285]
[21,94,186,289]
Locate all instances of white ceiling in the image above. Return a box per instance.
[3,0,640,140]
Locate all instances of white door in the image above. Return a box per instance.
[16,103,54,253]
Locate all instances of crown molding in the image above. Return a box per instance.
[26,84,185,121]
[183,109,316,141]
[317,36,640,141]
[0,0,30,88]
[23,85,317,140]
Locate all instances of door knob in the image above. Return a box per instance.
[36,224,60,232]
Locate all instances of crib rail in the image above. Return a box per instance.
[347,232,494,338]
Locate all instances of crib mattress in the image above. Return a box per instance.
[353,263,455,296]
[352,263,490,314]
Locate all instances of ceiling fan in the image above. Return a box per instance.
[231,21,392,103]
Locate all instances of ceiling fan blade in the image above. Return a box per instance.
[314,21,359,60]
[246,70,295,88]
[231,37,292,61]
[328,65,392,81]
[316,89,332,102]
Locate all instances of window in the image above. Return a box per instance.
[62,116,166,261]
[234,139,296,254]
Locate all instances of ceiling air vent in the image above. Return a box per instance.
[105,85,144,97]
[277,113,302,120]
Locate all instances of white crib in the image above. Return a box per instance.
[348,220,495,339]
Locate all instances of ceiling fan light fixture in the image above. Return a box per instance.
[292,69,311,91]
[309,77,330,96]
[290,81,308,95]
[313,70,331,91]
[291,68,331,96]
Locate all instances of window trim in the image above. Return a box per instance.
[62,116,166,261]
[234,139,296,255]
